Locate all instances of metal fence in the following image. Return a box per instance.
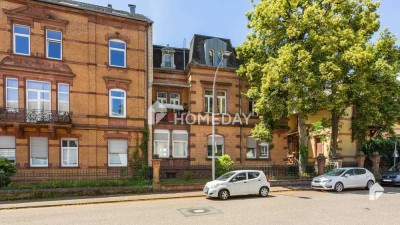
[0,169,152,188]
[160,163,317,180]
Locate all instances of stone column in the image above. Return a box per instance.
[152,159,162,191]
[316,153,326,175]
[371,152,381,178]
[355,151,366,168]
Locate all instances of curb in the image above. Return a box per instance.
[0,187,311,211]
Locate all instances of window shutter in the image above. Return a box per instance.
[207,135,223,145]
[247,136,257,149]
[31,137,48,158]
[154,132,168,141]
[173,131,187,141]
[0,136,15,148]
[109,140,128,154]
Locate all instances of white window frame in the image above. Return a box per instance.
[170,93,180,105]
[26,80,51,112]
[154,129,170,158]
[61,138,79,167]
[259,143,270,158]
[58,83,69,113]
[46,29,62,60]
[6,77,18,111]
[30,137,48,167]
[109,89,126,118]
[162,54,174,68]
[204,90,213,113]
[246,136,257,159]
[13,24,30,56]
[172,130,188,158]
[108,139,128,167]
[217,91,226,114]
[109,39,126,68]
[0,136,16,163]
[207,134,224,158]
[157,92,167,104]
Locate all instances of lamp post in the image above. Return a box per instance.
[212,51,232,180]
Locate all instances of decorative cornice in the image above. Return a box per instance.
[103,76,132,91]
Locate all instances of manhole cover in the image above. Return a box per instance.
[178,206,222,217]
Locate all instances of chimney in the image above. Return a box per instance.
[107,4,112,8]
[128,4,136,15]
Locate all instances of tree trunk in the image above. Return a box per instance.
[330,109,340,159]
[298,115,308,174]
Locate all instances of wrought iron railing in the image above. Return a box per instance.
[0,108,72,124]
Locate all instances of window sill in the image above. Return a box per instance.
[108,165,128,168]
[246,158,271,161]
[107,65,128,70]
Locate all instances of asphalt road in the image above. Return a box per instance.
[1,187,399,225]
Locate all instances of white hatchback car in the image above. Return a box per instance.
[203,170,271,200]
[311,167,375,192]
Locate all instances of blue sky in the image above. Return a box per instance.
[79,0,399,47]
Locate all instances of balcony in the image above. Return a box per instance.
[0,108,72,125]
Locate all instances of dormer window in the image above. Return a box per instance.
[209,49,214,66]
[217,50,222,65]
[161,47,175,69]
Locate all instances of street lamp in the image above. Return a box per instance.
[212,50,232,180]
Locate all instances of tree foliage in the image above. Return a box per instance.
[215,155,235,177]
[237,0,399,162]
[0,157,18,187]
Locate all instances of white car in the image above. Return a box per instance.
[203,170,271,200]
[311,167,375,192]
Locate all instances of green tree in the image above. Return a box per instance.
[237,0,398,173]
[215,155,234,177]
[0,157,18,188]
[352,30,400,142]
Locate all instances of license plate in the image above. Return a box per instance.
[383,179,392,182]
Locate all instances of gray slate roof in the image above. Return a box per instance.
[189,34,238,68]
[34,0,152,23]
[153,45,189,71]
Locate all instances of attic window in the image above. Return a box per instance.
[161,47,175,69]
[209,49,214,66]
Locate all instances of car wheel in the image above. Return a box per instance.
[366,180,374,190]
[218,189,230,200]
[259,186,269,197]
[334,182,344,192]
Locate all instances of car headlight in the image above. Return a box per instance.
[321,179,332,183]
[211,183,220,189]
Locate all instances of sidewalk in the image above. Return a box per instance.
[0,186,310,210]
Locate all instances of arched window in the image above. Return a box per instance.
[217,50,223,65]
[109,89,126,118]
[207,134,223,157]
[209,49,214,66]
[109,40,126,68]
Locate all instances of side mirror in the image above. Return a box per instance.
[231,178,237,183]
[345,174,350,178]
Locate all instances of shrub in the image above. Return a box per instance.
[0,157,18,188]
[183,171,193,181]
[215,154,234,177]
[361,138,400,160]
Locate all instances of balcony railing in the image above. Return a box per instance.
[0,108,72,125]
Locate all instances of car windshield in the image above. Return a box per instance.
[325,168,347,176]
[389,163,400,172]
[216,172,237,181]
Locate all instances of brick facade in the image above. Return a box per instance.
[0,0,152,171]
